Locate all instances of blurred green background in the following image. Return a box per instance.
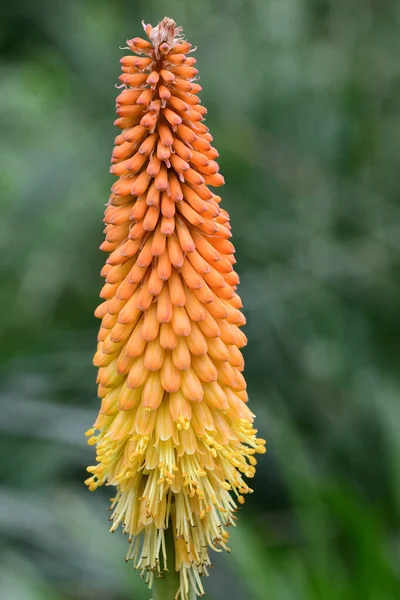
[1,0,400,598]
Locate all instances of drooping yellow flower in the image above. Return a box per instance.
[86,17,266,599]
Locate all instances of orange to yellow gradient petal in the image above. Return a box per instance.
[85,16,266,599]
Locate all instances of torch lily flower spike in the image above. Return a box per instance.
[86,16,266,600]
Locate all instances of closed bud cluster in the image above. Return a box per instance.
[86,17,266,599]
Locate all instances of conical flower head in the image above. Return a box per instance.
[86,17,266,599]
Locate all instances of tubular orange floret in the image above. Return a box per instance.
[86,16,265,600]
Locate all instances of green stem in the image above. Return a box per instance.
[152,530,197,600]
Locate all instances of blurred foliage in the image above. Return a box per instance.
[1,0,400,598]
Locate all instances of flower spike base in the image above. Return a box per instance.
[85,17,266,600]
[153,529,196,600]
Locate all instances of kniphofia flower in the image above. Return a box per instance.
[86,17,266,599]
